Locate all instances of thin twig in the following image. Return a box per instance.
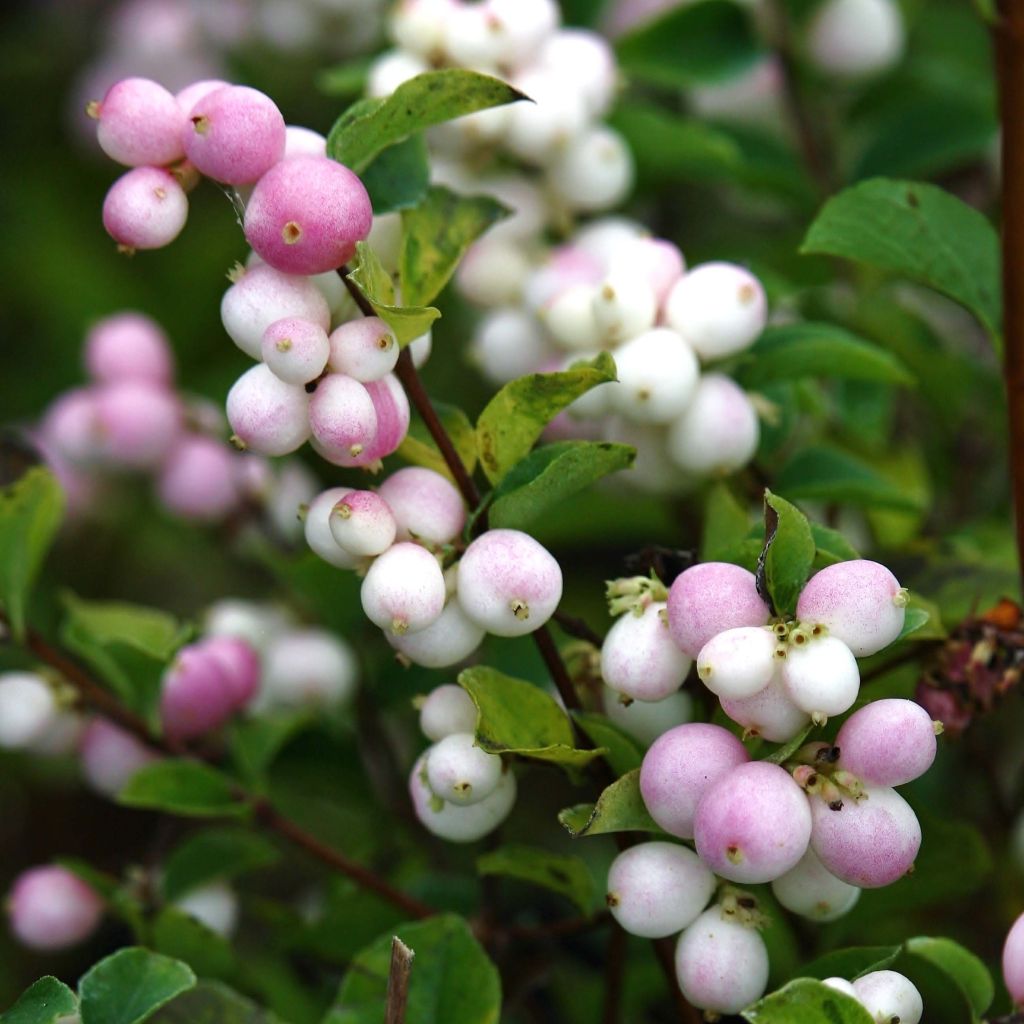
[386,936,415,1024]
[552,610,604,647]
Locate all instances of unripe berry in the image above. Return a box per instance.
[796,559,907,657]
[720,672,810,742]
[674,907,769,1015]
[304,487,360,569]
[604,687,693,747]
[102,167,188,250]
[696,626,777,700]
[607,237,685,306]
[84,312,174,388]
[0,673,58,749]
[308,374,377,466]
[606,842,715,938]
[174,881,238,938]
[244,156,372,275]
[260,628,357,709]
[79,718,158,797]
[221,263,330,360]
[781,635,860,722]
[361,542,446,636]
[409,752,517,843]
[456,238,532,307]
[639,723,749,839]
[327,317,399,383]
[204,599,291,654]
[610,328,699,424]
[367,50,430,98]
[835,698,937,787]
[601,601,692,702]
[200,635,261,710]
[227,363,310,456]
[506,68,588,165]
[1004,911,1024,1006]
[358,373,411,464]
[184,85,285,185]
[542,284,601,351]
[810,785,921,887]
[852,971,923,1024]
[93,77,186,167]
[457,529,562,637]
[592,270,657,345]
[547,127,634,213]
[160,643,236,741]
[807,0,905,78]
[663,263,767,361]
[390,599,486,668]
[419,684,478,741]
[94,382,182,469]
[377,467,467,547]
[666,562,770,659]
[328,490,397,557]
[426,732,503,806]
[283,125,327,159]
[770,846,860,921]
[262,317,330,386]
[666,373,760,475]
[156,435,240,520]
[7,866,104,951]
[470,308,550,385]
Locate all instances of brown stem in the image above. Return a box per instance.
[533,624,583,713]
[552,609,604,647]
[386,936,416,1024]
[996,0,1024,589]
[601,925,627,1024]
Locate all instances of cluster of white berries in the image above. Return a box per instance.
[464,217,767,488]
[822,972,922,1024]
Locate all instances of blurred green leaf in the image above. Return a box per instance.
[152,909,236,982]
[150,982,282,1024]
[79,948,196,1024]
[317,57,372,98]
[797,945,901,981]
[360,135,430,215]
[0,978,77,1024]
[477,844,597,914]
[120,761,247,819]
[762,725,813,765]
[702,483,752,562]
[398,401,478,480]
[228,711,316,785]
[742,978,873,1023]
[559,769,661,837]
[162,829,279,902]
[905,937,993,1017]
[810,523,859,567]
[571,711,644,776]
[759,491,815,617]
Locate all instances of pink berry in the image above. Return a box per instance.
[426,732,503,806]
[796,559,907,657]
[694,761,812,883]
[327,317,400,383]
[102,166,189,250]
[361,542,446,635]
[1004,911,1024,1006]
[94,381,182,468]
[696,625,777,700]
[610,237,685,305]
[770,846,860,921]
[719,672,810,742]
[835,698,937,787]
[523,244,604,310]
[262,317,330,386]
[666,562,771,659]
[174,79,230,116]
[283,125,327,159]
[41,388,103,466]
[244,155,372,275]
[377,467,466,546]
[605,688,694,747]
[304,487,359,569]
[809,784,921,888]
[308,373,377,466]
[260,629,357,710]
[639,723,749,839]
[156,435,240,520]
[160,643,236,741]
[389,599,486,668]
[200,635,261,710]
[184,85,285,185]
[601,601,693,701]
[93,77,186,167]
[329,490,397,557]
[84,311,174,387]
[358,373,411,465]
[7,866,103,951]
[226,363,310,456]
[80,718,158,797]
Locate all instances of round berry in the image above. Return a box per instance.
[102,167,188,250]
[368,49,430,97]
[835,698,937,787]
[852,971,923,1024]
[200,635,261,711]
[94,381,182,469]
[541,283,601,351]
[455,238,532,307]
[41,388,103,466]
[307,374,377,466]
[720,672,810,743]
[601,601,692,702]
[0,673,58,749]
[160,643,236,741]
[80,718,158,798]
[610,328,699,424]
[781,634,860,722]
[1004,911,1024,1006]
[328,490,397,557]
[361,542,446,636]
[696,626,778,701]
[328,318,399,383]
[174,80,230,116]
[470,308,551,384]
[358,373,410,465]
[547,126,634,213]
[770,847,860,921]
[157,435,240,521]
[823,977,858,998]
[604,688,693,747]
[419,684,478,741]
[807,0,905,77]
[426,732,503,807]
[174,881,238,938]
[537,30,615,116]
[283,125,327,159]
[227,363,310,456]
[505,68,587,165]
[262,317,330,386]
[84,312,174,387]
[260,628,357,709]
[204,599,291,654]
[592,270,657,345]
[304,487,359,569]
[378,467,467,547]
[390,599,486,668]
[7,866,104,951]
[608,237,685,306]
[94,77,186,167]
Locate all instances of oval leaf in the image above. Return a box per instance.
[571,711,644,777]
[756,491,814,618]
[559,769,661,838]
[476,844,597,914]
[742,978,874,1023]
[119,761,247,818]
[359,134,430,215]
[149,981,283,1024]
[0,978,77,1024]
[905,937,994,1016]
[79,948,196,1024]
[162,829,279,901]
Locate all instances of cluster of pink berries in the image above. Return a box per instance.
[463,217,766,487]
[408,683,516,841]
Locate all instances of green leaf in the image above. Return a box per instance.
[810,523,859,568]
[742,978,873,1023]
[360,134,430,215]
[896,606,931,642]
[905,937,993,1017]
[152,909,236,982]
[761,725,813,765]
[400,186,509,307]
[757,491,815,618]
[397,401,478,481]
[326,915,500,1024]
[476,844,597,914]
[162,829,279,901]
[701,482,751,562]
[616,0,764,88]
[737,323,914,388]
[328,70,526,171]
[774,446,928,512]
[0,977,78,1024]
[317,57,372,98]
[228,711,315,784]
[458,667,605,769]
[347,242,440,346]
[571,711,644,777]
[79,948,196,1024]
[119,761,247,819]
[798,946,902,982]
[476,353,617,484]
[150,981,282,1024]
[489,442,635,530]
[0,466,64,639]
[801,178,1002,344]
[559,769,661,838]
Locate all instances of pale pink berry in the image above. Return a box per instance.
[0,673,58,749]
[666,374,760,476]
[537,29,616,116]
[259,629,357,710]
[470,307,551,385]
[174,881,238,939]
[639,723,749,839]
[796,559,907,657]
[608,237,685,305]
[770,846,860,921]
[523,244,604,311]
[200,635,260,710]
[41,388,102,466]
[93,77,186,167]
[358,374,410,465]
[390,599,486,668]
[610,328,700,425]
[696,626,777,700]
[7,866,104,951]
[160,643,236,741]
[184,85,285,185]
[810,785,921,887]
[835,698,937,787]
[221,263,330,360]
[327,317,399,383]
[601,601,693,701]
[308,373,377,466]
[781,635,860,722]
[329,490,397,557]
[79,718,158,798]
[103,166,189,250]
[304,487,359,569]
[156,435,240,520]
[262,317,330,386]
[666,562,770,659]
[426,732,503,806]
[1004,911,1024,1006]
[606,842,714,939]
[283,125,327,159]
[822,977,858,998]
[244,155,372,275]
[456,529,562,638]
[853,971,923,1024]
[85,311,174,387]
[548,127,635,214]
[361,542,446,635]
[203,599,291,654]
[174,79,230,116]
[94,381,182,468]
[226,363,310,456]
[720,672,810,742]
[377,467,466,546]
[605,688,694,747]
[592,270,657,344]
[419,684,478,741]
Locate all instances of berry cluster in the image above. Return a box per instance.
[464,218,766,487]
